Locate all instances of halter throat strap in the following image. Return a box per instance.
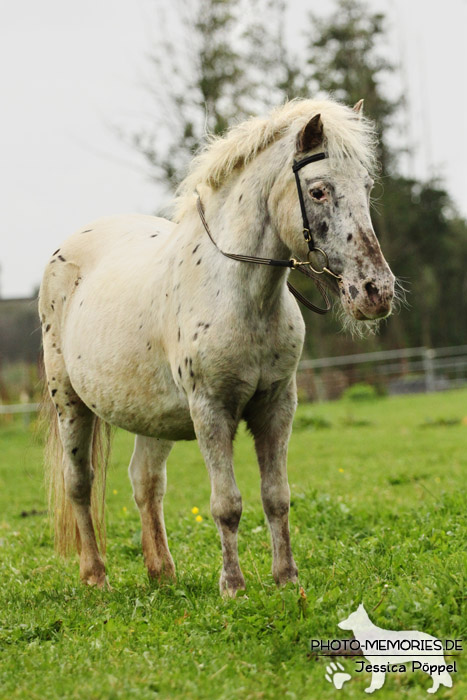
[195,195,331,314]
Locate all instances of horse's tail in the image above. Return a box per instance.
[40,381,112,557]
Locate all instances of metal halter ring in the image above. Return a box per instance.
[306,247,329,275]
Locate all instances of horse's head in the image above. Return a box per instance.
[277,104,395,321]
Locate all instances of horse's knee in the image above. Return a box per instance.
[211,491,242,531]
[262,484,290,520]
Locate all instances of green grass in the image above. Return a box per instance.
[0,389,466,699]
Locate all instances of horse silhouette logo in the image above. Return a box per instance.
[330,604,453,694]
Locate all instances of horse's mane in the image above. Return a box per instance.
[174,97,378,221]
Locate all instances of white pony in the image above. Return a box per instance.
[40,98,394,595]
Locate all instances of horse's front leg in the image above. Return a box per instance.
[246,381,298,585]
[191,400,245,596]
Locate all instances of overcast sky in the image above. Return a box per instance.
[1,0,466,298]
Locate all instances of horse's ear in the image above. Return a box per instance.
[296,114,323,153]
[353,99,364,115]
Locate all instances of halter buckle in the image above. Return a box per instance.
[290,258,314,268]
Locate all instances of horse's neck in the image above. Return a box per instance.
[198,164,290,309]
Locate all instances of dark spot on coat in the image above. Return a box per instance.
[196,258,202,265]
[185,357,188,366]
[192,382,196,391]
[349,285,359,300]
[190,370,194,378]
[319,221,329,236]
[193,333,198,341]
[53,248,60,255]
[179,259,184,266]
[274,353,280,360]
[150,234,158,238]
[239,194,243,202]
[45,324,51,333]
[178,366,182,378]
[347,233,353,241]
[82,229,93,233]
[216,290,220,297]
[192,244,200,254]
[51,389,57,396]
[147,342,151,350]
[91,404,96,408]
[71,447,78,455]
[77,355,81,359]
[58,255,66,262]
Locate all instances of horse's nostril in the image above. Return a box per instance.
[364,281,379,301]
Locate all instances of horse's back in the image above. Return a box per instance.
[39,212,176,326]
[46,214,175,271]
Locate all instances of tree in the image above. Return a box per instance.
[306,0,400,173]
[132,0,298,190]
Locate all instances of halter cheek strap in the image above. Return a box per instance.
[292,152,327,252]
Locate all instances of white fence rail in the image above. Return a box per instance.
[0,403,40,414]
[297,345,467,400]
[0,346,466,413]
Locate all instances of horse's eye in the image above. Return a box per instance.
[311,188,325,200]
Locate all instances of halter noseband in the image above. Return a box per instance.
[195,151,342,315]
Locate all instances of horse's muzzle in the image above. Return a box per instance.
[349,275,395,320]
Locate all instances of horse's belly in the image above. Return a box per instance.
[68,359,196,440]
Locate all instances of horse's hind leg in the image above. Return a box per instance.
[129,435,175,581]
[245,381,298,585]
[53,379,107,586]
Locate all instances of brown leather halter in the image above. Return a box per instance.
[196,151,342,314]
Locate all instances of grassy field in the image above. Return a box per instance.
[0,389,465,699]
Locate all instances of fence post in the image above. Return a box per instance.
[423,348,436,393]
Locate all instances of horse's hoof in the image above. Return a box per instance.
[273,564,299,586]
[219,570,245,597]
[147,560,176,583]
[83,571,109,589]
